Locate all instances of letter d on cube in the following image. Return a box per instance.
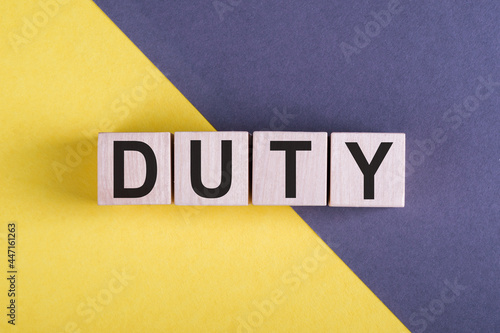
[98,132,172,205]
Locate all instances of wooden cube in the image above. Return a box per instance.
[174,132,249,205]
[329,132,405,207]
[252,132,328,206]
[98,132,172,205]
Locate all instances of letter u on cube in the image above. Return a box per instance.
[98,131,405,207]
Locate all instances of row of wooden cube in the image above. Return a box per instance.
[98,132,405,207]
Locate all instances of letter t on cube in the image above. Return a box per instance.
[252,132,328,206]
[330,132,405,207]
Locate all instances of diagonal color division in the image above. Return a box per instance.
[0,0,408,332]
[90,0,500,332]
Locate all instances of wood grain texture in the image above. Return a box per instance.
[252,132,328,206]
[98,132,172,205]
[174,132,249,205]
[329,132,405,207]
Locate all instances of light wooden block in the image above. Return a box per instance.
[329,132,405,207]
[252,132,328,206]
[98,132,172,205]
[174,132,249,205]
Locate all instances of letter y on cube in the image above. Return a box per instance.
[330,133,405,207]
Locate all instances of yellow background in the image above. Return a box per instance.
[0,0,408,332]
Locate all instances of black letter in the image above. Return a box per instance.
[191,140,232,198]
[345,142,392,199]
[114,141,157,198]
[270,141,312,198]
